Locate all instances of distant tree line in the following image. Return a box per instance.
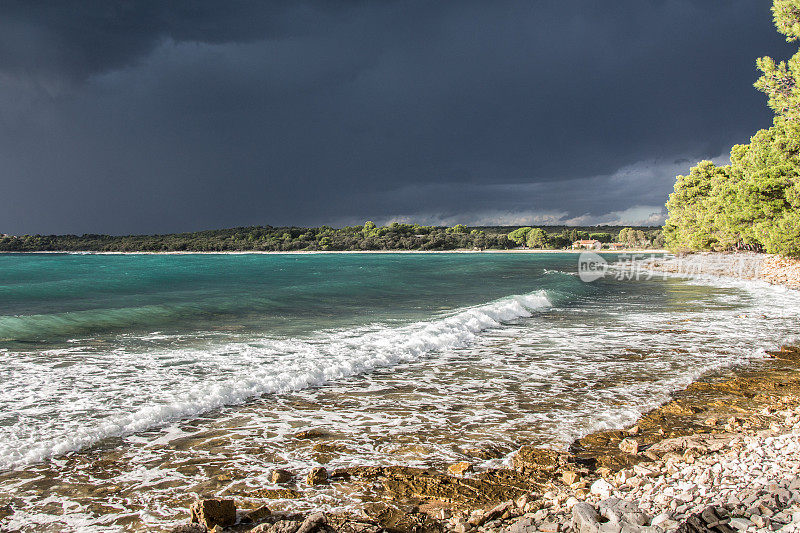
[0,223,662,252]
[664,0,800,257]
[506,226,663,250]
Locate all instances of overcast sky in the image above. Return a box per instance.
[0,1,793,234]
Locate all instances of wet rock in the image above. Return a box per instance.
[661,400,703,416]
[190,498,236,529]
[324,514,383,533]
[170,525,207,533]
[296,512,326,533]
[252,520,301,533]
[343,465,536,508]
[512,447,569,475]
[563,471,580,485]
[307,467,328,486]
[0,503,12,521]
[270,469,294,484]
[244,487,303,499]
[463,444,509,460]
[294,429,330,440]
[448,462,474,476]
[241,504,272,523]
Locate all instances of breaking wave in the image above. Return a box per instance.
[0,290,551,470]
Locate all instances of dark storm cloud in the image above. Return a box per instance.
[0,1,794,234]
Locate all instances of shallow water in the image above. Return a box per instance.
[0,252,798,531]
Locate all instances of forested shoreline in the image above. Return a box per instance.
[664,0,800,257]
[0,223,662,252]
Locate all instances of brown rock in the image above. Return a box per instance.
[296,512,326,533]
[306,467,328,485]
[293,429,330,440]
[0,504,12,521]
[190,498,236,529]
[512,446,568,475]
[596,466,613,478]
[169,525,207,533]
[270,469,294,484]
[343,465,535,510]
[482,500,513,524]
[245,488,303,499]
[463,445,508,460]
[644,451,661,461]
[562,471,580,485]
[447,461,474,476]
[324,514,383,533]
[242,505,272,523]
[251,520,301,533]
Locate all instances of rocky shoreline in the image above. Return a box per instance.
[163,253,800,533]
[642,252,800,290]
[166,344,800,533]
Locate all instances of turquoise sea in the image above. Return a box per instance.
[0,252,798,531]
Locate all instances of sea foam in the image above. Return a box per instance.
[0,290,551,470]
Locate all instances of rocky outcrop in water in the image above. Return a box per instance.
[190,498,237,529]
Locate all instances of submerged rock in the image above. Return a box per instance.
[0,503,12,521]
[512,446,570,475]
[343,465,537,509]
[307,466,328,485]
[270,469,294,484]
[293,429,330,440]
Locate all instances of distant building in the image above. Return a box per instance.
[608,242,626,250]
[572,239,601,250]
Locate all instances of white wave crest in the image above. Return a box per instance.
[0,291,551,470]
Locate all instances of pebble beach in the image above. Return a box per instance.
[156,253,800,533]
